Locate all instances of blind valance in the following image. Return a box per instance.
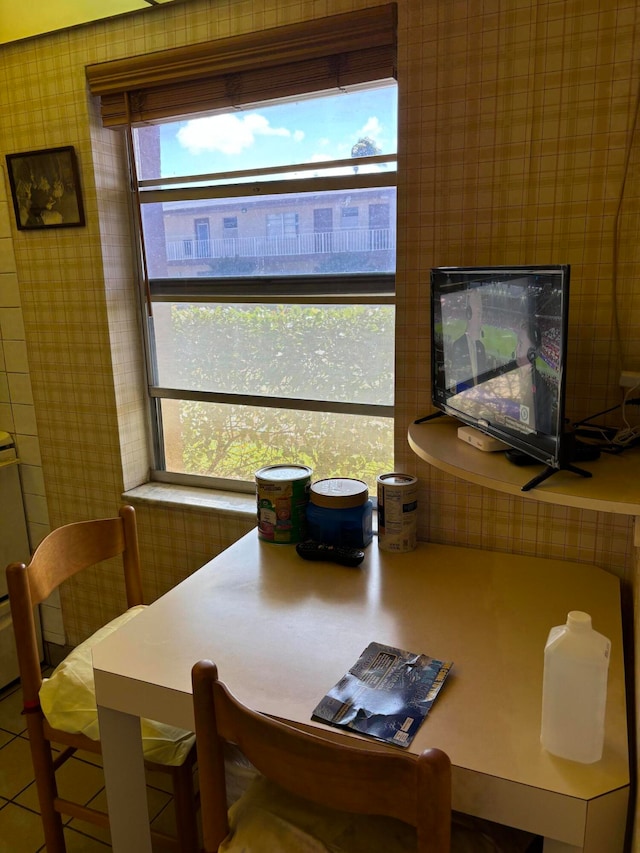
[86,4,397,127]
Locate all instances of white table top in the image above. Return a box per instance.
[93,530,628,833]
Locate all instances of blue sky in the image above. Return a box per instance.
[158,84,398,178]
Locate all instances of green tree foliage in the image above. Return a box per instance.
[169,303,394,487]
[313,250,391,275]
[351,137,382,158]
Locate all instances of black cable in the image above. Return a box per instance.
[572,397,640,428]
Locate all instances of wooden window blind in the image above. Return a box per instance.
[86,4,397,128]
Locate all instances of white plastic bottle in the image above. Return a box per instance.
[540,611,611,763]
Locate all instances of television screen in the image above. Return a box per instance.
[431,265,571,470]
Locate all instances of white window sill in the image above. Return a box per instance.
[123,482,256,519]
[123,481,379,534]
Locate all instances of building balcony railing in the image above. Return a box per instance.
[166,228,396,262]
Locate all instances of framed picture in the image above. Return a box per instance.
[5,146,85,230]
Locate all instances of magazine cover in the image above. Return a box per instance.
[312,641,453,747]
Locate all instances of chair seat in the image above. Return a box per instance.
[218,775,538,853]
[39,605,195,766]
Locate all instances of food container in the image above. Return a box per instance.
[306,478,373,548]
[255,464,312,544]
[377,473,418,552]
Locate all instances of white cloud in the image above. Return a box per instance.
[176,113,303,156]
[356,116,384,143]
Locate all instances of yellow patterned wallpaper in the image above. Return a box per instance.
[0,0,637,633]
[394,0,640,573]
[0,6,639,837]
[0,0,639,837]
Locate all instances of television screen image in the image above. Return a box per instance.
[431,266,572,476]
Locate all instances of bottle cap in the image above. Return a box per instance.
[310,478,369,509]
[567,611,592,631]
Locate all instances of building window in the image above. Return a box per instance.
[340,207,359,228]
[194,218,210,259]
[266,212,299,237]
[369,204,390,250]
[129,82,397,492]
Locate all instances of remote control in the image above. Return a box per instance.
[296,541,365,568]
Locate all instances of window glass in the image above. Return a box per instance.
[133,82,397,492]
[135,85,397,181]
[153,303,394,405]
[141,188,396,278]
[160,400,394,486]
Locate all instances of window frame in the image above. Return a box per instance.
[88,5,399,493]
[130,130,397,492]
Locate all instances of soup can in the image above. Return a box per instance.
[377,473,418,552]
[255,464,312,544]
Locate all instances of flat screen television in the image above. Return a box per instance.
[430,265,582,488]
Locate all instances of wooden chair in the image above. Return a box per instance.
[191,658,452,853]
[5,505,199,853]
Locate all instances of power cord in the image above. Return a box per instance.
[572,393,640,453]
[613,385,640,447]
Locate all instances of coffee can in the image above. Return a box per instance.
[377,473,418,552]
[255,464,312,544]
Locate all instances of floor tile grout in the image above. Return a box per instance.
[0,676,188,851]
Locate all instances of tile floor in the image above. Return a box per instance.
[0,671,188,852]
[0,667,546,853]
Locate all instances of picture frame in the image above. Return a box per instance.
[5,145,85,230]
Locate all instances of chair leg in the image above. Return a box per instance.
[171,760,199,853]
[25,715,66,853]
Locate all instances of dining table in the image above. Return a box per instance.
[92,529,629,852]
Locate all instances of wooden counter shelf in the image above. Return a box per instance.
[408,416,640,518]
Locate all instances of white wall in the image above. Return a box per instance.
[0,166,62,645]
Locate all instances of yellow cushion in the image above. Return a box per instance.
[220,776,537,853]
[39,606,195,767]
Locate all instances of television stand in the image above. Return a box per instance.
[521,461,592,492]
[505,440,598,491]
[413,410,445,425]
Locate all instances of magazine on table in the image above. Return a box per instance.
[311,641,453,748]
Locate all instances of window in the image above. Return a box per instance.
[131,83,396,492]
[87,6,398,494]
[194,218,210,259]
[340,207,360,228]
[266,212,299,238]
[369,204,391,250]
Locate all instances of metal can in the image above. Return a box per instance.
[255,464,312,544]
[306,478,373,548]
[377,473,418,552]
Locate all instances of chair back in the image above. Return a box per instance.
[192,658,452,853]
[4,505,200,853]
[5,505,142,706]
